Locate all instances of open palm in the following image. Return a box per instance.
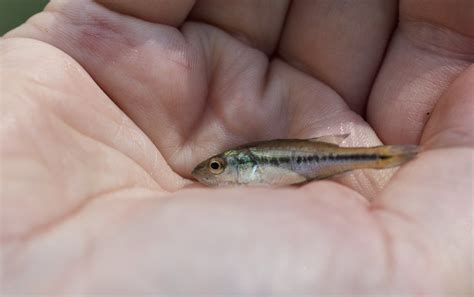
[1,0,472,294]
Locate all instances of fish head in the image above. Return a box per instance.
[191,151,242,186]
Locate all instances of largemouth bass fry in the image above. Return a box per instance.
[191,134,419,187]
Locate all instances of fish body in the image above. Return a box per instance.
[191,134,418,187]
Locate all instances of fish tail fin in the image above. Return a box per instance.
[372,144,419,169]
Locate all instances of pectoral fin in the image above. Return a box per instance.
[308,133,350,146]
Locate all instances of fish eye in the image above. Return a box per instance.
[208,157,225,174]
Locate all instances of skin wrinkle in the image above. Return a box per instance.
[162,28,222,162]
[370,204,416,226]
[399,3,474,39]
[210,64,266,137]
[176,25,214,150]
[424,127,474,150]
[269,0,293,58]
[362,9,399,117]
[419,66,474,149]
[367,210,395,290]
[110,112,127,147]
[44,3,136,56]
[53,190,165,293]
[10,103,51,173]
[399,20,474,62]
[298,182,394,291]
[404,99,432,143]
[55,113,167,191]
[1,184,143,245]
[54,236,97,293]
[250,60,290,141]
[371,209,435,291]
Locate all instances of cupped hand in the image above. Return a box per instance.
[1,0,473,294]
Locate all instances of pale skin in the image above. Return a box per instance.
[1,0,473,294]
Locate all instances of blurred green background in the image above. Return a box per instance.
[0,0,49,35]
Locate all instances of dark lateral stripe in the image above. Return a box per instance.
[255,156,281,165]
[258,153,391,166]
[260,155,307,165]
[288,153,389,162]
[329,154,388,161]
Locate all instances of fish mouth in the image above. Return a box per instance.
[191,163,210,184]
[190,168,202,182]
[191,162,205,177]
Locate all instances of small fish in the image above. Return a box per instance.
[191,134,419,187]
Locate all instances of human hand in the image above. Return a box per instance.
[1,0,472,294]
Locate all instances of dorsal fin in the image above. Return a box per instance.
[308,133,350,146]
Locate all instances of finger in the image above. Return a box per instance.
[95,0,195,26]
[278,0,397,114]
[189,0,290,54]
[367,0,474,145]
[372,66,474,291]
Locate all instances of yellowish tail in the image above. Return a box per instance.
[372,144,419,169]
